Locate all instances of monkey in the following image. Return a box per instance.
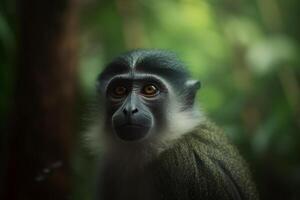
[85,49,259,200]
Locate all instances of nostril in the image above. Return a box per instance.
[123,107,138,116]
[132,108,138,114]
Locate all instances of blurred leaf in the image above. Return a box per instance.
[79,54,104,95]
[223,17,263,46]
[198,86,225,112]
[247,35,299,75]
[0,13,14,51]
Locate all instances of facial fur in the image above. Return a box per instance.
[84,50,204,161]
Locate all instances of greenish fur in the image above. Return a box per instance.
[148,120,258,200]
[100,120,258,200]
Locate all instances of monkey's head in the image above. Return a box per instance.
[94,50,202,147]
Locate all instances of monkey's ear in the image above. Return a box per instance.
[185,80,201,91]
[184,80,201,107]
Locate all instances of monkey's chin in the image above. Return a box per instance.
[114,125,150,141]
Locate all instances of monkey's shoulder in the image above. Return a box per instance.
[150,121,258,200]
[166,120,238,159]
[153,121,242,173]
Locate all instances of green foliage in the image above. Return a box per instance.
[0,0,299,199]
[0,7,15,116]
[78,0,300,199]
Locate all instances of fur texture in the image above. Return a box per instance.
[84,49,258,200]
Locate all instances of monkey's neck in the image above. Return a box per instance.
[104,141,160,169]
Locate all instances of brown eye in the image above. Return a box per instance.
[112,86,127,98]
[142,84,159,97]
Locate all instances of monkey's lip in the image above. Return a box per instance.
[115,123,151,141]
[118,123,148,128]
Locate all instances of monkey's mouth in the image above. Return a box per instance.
[120,124,143,128]
[115,123,150,141]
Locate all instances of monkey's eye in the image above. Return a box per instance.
[141,84,159,97]
[111,86,127,98]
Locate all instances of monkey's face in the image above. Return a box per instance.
[103,76,169,141]
[97,50,201,142]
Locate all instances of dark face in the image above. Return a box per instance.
[97,50,200,142]
[104,73,169,141]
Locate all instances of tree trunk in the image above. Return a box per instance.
[4,0,78,199]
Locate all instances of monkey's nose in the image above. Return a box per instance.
[123,107,138,116]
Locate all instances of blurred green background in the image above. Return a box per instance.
[1,0,300,199]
